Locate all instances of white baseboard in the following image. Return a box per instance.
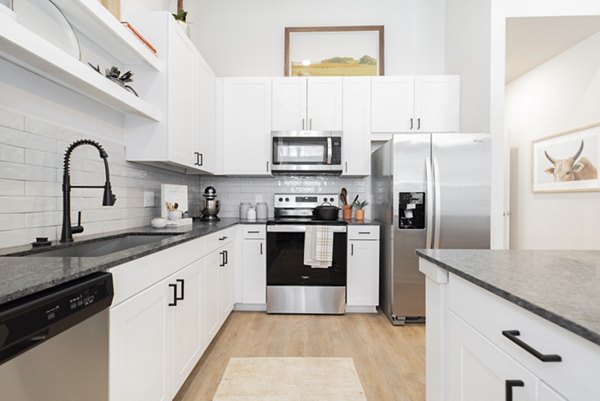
[234,303,267,312]
[346,305,377,313]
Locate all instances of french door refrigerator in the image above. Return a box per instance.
[371,133,490,325]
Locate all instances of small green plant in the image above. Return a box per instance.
[354,200,368,210]
[172,9,187,22]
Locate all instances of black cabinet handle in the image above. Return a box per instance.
[176,279,184,301]
[219,236,228,241]
[505,380,524,401]
[410,118,413,130]
[502,330,562,362]
[219,251,226,267]
[266,161,270,172]
[351,243,354,256]
[260,242,263,255]
[417,118,421,130]
[168,283,178,306]
[224,250,228,265]
[358,231,370,234]
[247,230,260,234]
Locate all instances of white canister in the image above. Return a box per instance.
[256,202,268,220]
[239,202,251,220]
[246,207,257,221]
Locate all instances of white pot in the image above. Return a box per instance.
[151,217,168,228]
[168,210,182,221]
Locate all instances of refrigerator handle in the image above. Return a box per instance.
[433,157,441,249]
[425,156,434,249]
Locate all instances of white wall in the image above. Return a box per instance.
[185,0,446,76]
[505,31,600,250]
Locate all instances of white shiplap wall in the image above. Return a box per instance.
[0,107,201,248]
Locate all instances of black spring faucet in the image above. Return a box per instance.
[60,139,117,243]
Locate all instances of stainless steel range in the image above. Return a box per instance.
[266,194,347,314]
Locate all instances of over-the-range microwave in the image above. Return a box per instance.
[271,131,342,174]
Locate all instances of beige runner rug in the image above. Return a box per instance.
[213,357,367,401]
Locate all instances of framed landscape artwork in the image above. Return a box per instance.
[284,26,384,77]
[532,123,600,193]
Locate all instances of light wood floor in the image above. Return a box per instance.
[174,311,425,401]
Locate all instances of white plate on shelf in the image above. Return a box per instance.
[10,0,81,59]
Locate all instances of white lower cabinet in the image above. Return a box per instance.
[241,225,266,306]
[110,276,171,401]
[419,258,598,401]
[170,260,204,394]
[346,225,380,311]
[109,228,237,401]
[448,311,537,401]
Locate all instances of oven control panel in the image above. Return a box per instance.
[274,194,338,208]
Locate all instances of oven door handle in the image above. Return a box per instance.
[326,137,332,165]
[267,225,347,233]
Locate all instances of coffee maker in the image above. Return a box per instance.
[200,186,220,221]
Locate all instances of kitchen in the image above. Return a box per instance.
[0,1,599,401]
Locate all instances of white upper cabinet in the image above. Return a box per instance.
[124,13,216,174]
[371,75,460,133]
[371,76,415,133]
[272,77,307,131]
[272,77,343,131]
[220,78,272,175]
[307,77,343,131]
[414,75,460,132]
[342,77,371,176]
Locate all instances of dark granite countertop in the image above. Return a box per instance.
[416,249,600,347]
[0,218,244,305]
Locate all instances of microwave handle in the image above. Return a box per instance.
[327,137,332,165]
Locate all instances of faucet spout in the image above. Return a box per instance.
[60,139,117,243]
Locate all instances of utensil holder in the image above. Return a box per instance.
[342,205,352,220]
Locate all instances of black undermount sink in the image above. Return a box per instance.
[7,233,181,258]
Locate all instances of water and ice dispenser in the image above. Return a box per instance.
[399,192,425,229]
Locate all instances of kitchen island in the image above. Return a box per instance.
[417,249,600,401]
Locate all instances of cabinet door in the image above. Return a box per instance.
[272,77,307,131]
[168,24,196,168]
[109,279,171,401]
[242,239,266,304]
[371,76,414,133]
[170,259,203,395]
[447,311,537,401]
[221,78,272,175]
[342,77,371,176]
[307,77,343,131]
[414,75,460,132]
[202,250,221,345]
[218,243,234,324]
[347,239,379,306]
[193,53,216,173]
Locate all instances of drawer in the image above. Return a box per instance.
[242,225,266,239]
[204,227,235,254]
[448,274,600,401]
[347,225,379,240]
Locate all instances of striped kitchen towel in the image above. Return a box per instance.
[304,226,334,268]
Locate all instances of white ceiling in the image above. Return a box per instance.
[505,16,600,83]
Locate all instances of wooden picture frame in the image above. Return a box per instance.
[284,25,384,77]
[532,122,600,193]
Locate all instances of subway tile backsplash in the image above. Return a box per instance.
[0,107,201,248]
[200,176,368,218]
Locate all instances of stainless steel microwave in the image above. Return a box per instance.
[271,131,342,174]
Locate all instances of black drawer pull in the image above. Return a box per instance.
[502,330,562,362]
[247,230,260,234]
[358,231,371,234]
[168,283,178,306]
[224,250,228,265]
[219,236,228,241]
[176,279,185,301]
[219,251,226,267]
[505,380,524,401]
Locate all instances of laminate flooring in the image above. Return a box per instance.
[174,311,426,401]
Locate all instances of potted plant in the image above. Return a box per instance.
[172,0,190,36]
[354,200,368,221]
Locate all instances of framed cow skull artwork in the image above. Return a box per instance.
[532,122,600,193]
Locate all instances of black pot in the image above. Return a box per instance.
[313,202,340,220]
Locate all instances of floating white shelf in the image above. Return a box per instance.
[52,0,162,71]
[0,16,162,121]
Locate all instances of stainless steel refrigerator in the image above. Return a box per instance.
[371,134,490,325]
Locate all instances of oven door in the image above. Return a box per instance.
[271,132,342,172]
[266,224,347,314]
